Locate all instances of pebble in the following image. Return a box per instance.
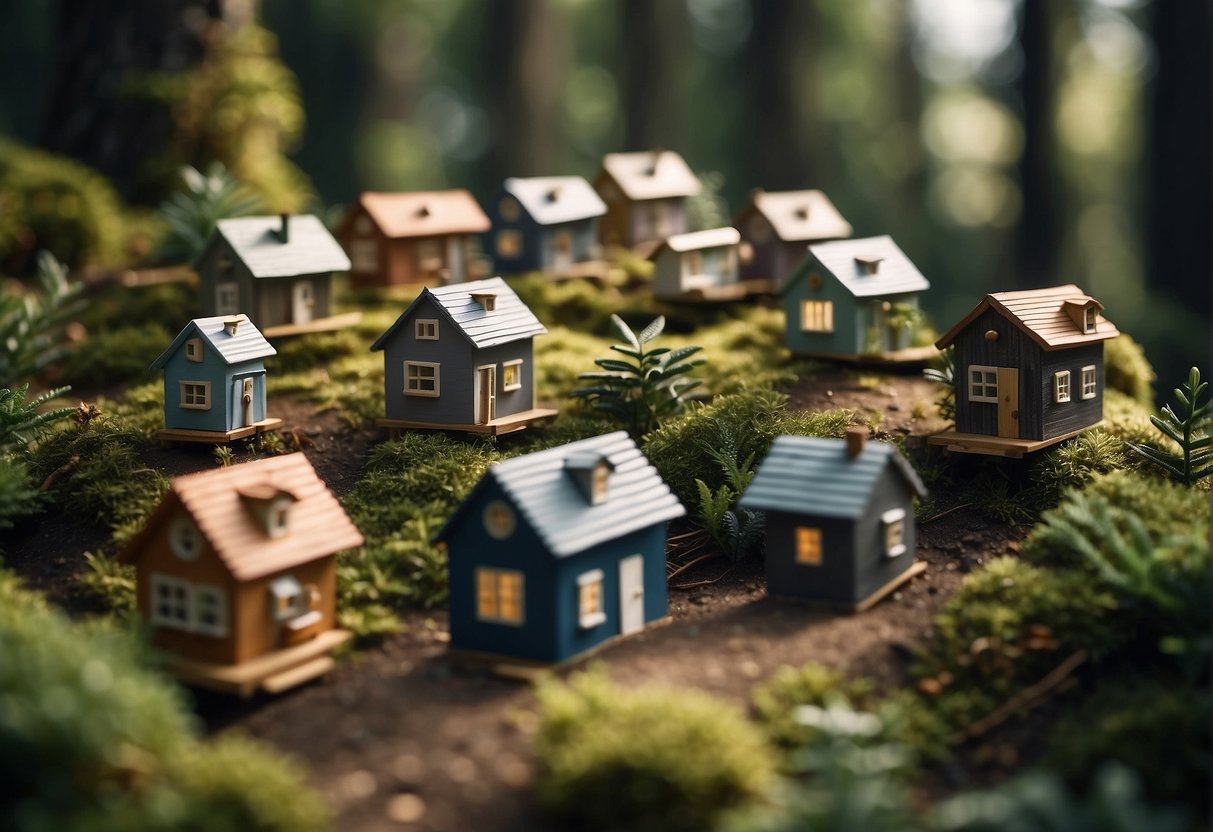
[336,769,377,801]
[385,793,426,824]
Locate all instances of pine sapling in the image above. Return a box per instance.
[1128,367,1212,484]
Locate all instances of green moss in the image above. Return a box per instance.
[1025,429,1127,511]
[1104,333,1155,406]
[752,663,878,749]
[60,323,173,389]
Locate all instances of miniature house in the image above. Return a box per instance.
[594,150,701,252]
[370,276,557,435]
[117,453,364,696]
[928,285,1120,458]
[648,227,744,301]
[782,235,933,363]
[438,431,685,665]
[483,177,606,275]
[740,430,927,609]
[337,190,490,288]
[194,214,356,336]
[149,314,282,445]
[733,188,853,291]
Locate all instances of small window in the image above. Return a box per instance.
[350,239,378,272]
[269,575,308,622]
[404,362,440,397]
[591,462,609,503]
[1084,306,1097,333]
[748,215,771,244]
[415,319,439,340]
[169,515,201,561]
[179,381,211,410]
[476,568,525,625]
[684,250,704,276]
[1054,370,1072,403]
[496,230,522,259]
[1081,365,1097,399]
[354,216,373,235]
[553,230,573,255]
[150,575,192,630]
[417,239,442,267]
[184,338,203,362]
[483,500,516,540]
[502,359,523,391]
[800,300,834,333]
[577,569,606,629]
[882,508,907,558]
[271,500,290,536]
[499,197,521,222]
[968,366,999,403]
[795,527,822,565]
[193,586,229,637]
[215,283,239,315]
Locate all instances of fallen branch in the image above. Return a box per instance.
[666,551,720,582]
[671,566,734,591]
[950,650,1087,745]
[38,456,79,491]
[921,502,974,525]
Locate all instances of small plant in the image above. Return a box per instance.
[753,663,878,749]
[923,347,955,423]
[570,315,705,438]
[157,163,264,263]
[1127,366,1212,484]
[0,384,73,451]
[0,251,84,386]
[692,420,766,561]
[213,444,236,467]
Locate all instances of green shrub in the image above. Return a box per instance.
[534,670,777,832]
[1104,333,1155,406]
[1026,429,1126,511]
[156,163,264,264]
[753,663,878,749]
[60,323,172,389]
[1127,366,1212,484]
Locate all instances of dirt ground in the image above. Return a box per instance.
[4,367,1034,831]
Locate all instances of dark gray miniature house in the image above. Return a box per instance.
[194,214,355,336]
[483,177,606,275]
[594,150,701,252]
[782,235,933,363]
[734,188,853,291]
[740,430,927,609]
[438,431,685,665]
[370,276,557,435]
[648,227,743,301]
[149,314,282,444]
[929,285,1120,458]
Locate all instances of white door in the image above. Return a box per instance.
[292,281,314,323]
[446,237,465,282]
[241,377,254,426]
[475,365,496,425]
[619,555,645,636]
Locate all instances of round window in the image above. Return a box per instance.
[484,501,516,540]
[169,515,201,561]
[499,197,521,222]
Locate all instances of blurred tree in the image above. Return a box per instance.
[1016,0,1062,288]
[621,0,689,152]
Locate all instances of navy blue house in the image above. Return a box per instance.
[483,176,606,274]
[438,432,685,664]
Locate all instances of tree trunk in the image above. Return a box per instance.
[1015,0,1060,288]
[621,0,689,151]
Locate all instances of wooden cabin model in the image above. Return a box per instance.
[734,188,853,290]
[648,227,745,301]
[594,150,700,253]
[483,177,606,276]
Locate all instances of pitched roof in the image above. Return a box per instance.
[792,235,930,298]
[740,435,927,519]
[350,190,490,238]
[648,227,740,260]
[598,150,701,201]
[503,177,606,226]
[209,215,351,278]
[370,276,547,351]
[935,285,1120,351]
[438,432,685,557]
[739,189,853,242]
[149,314,276,370]
[119,454,363,581]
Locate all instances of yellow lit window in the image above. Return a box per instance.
[476,568,524,625]
[577,569,606,628]
[800,300,834,333]
[502,359,522,391]
[796,527,822,565]
[496,230,522,259]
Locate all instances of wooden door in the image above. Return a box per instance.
[997,367,1019,438]
[292,281,314,323]
[476,366,496,424]
[241,377,254,426]
[619,555,645,636]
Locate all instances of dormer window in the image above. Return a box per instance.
[238,483,297,538]
[470,292,497,312]
[855,256,883,275]
[565,452,615,505]
[184,337,203,362]
[591,462,609,502]
[1084,306,1097,333]
[1063,298,1101,333]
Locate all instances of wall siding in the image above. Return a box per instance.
[1040,343,1105,439]
[952,308,1043,439]
[764,513,857,604]
[850,468,918,603]
[783,262,858,356]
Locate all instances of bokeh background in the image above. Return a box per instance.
[1,0,1208,395]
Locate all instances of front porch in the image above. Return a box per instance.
[169,629,352,698]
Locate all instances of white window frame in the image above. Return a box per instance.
[169,515,201,561]
[184,338,204,363]
[415,319,439,341]
[150,574,193,631]
[882,508,907,558]
[1054,370,1072,403]
[404,361,441,397]
[192,585,229,637]
[968,365,999,403]
[1084,306,1097,333]
[269,575,308,622]
[502,359,523,392]
[476,567,525,626]
[215,283,239,315]
[800,299,834,333]
[179,381,211,410]
[577,569,607,629]
[1081,365,1097,399]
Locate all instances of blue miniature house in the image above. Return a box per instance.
[483,176,606,274]
[740,430,927,609]
[438,432,685,664]
[150,314,282,443]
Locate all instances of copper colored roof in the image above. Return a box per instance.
[597,150,701,201]
[738,189,853,242]
[120,454,363,581]
[352,190,490,238]
[935,285,1120,351]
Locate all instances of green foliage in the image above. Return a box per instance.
[685,170,730,231]
[533,670,777,832]
[79,552,137,614]
[0,251,85,386]
[752,663,877,749]
[1128,366,1212,483]
[0,384,74,451]
[692,422,765,561]
[923,347,955,423]
[1025,429,1126,511]
[0,458,42,537]
[156,163,264,263]
[571,315,705,438]
[60,322,172,389]
[1103,332,1155,406]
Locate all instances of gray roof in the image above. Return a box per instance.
[439,432,685,557]
[370,277,547,351]
[150,314,276,369]
[648,227,740,260]
[211,215,351,278]
[503,177,606,226]
[739,435,927,519]
[803,235,929,298]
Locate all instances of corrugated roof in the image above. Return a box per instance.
[503,177,606,226]
[213,215,351,278]
[370,276,547,351]
[742,189,853,242]
[150,314,276,370]
[739,435,927,519]
[353,190,490,238]
[439,432,685,557]
[935,285,1120,351]
[598,150,701,201]
[119,454,364,581]
[648,226,740,260]
[803,235,930,298]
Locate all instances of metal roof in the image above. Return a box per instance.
[739,435,927,519]
[370,276,547,351]
[149,314,276,370]
[350,190,490,238]
[212,214,351,278]
[801,235,930,298]
[935,284,1120,351]
[648,226,740,260]
[438,432,685,558]
[739,189,853,242]
[598,150,701,200]
[502,176,606,226]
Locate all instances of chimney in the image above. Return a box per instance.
[416,205,431,218]
[845,427,867,459]
[794,205,810,220]
[854,255,883,275]
[544,187,562,203]
[646,148,663,176]
[277,213,290,243]
[469,291,497,312]
[223,316,241,336]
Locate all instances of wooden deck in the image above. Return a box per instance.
[158,417,283,446]
[376,407,559,438]
[927,423,1100,458]
[169,629,352,697]
[262,312,363,338]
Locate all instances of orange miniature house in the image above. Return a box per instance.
[119,453,364,696]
